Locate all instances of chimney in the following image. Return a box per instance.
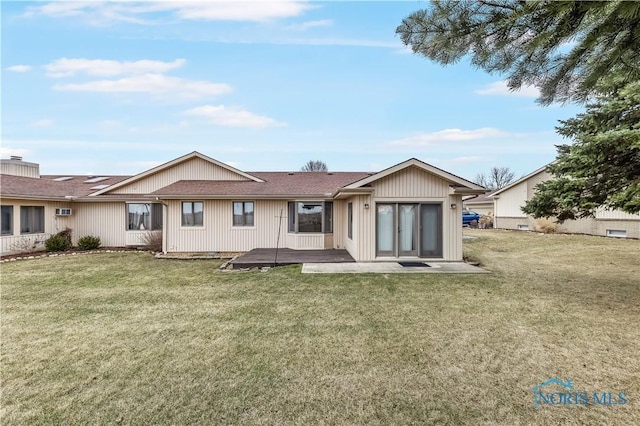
[1,156,40,178]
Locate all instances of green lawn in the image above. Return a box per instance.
[1,230,639,425]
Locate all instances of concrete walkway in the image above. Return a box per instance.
[301,262,489,274]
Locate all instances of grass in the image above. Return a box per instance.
[1,230,639,425]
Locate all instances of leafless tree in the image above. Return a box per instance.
[301,160,328,172]
[475,166,516,190]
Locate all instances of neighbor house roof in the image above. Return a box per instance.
[462,192,496,204]
[491,165,549,197]
[150,172,371,198]
[1,174,130,199]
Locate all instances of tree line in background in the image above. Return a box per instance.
[398,0,640,220]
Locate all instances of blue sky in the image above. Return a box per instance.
[2,1,583,181]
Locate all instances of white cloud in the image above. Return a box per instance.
[475,80,540,98]
[390,128,508,147]
[30,119,54,127]
[286,19,333,31]
[5,65,32,72]
[1,147,32,158]
[184,105,286,128]
[44,58,186,78]
[26,1,314,24]
[53,74,233,100]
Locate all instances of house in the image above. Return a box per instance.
[492,165,640,239]
[462,192,495,216]
[1,152,486,260]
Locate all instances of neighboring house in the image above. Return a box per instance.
[462,192,495,216]
[492,165,640,239]
[1,152,486,260]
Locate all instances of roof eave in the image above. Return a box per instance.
[150,194,336,200]
[331,187,376,199]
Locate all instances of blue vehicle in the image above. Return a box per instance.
[462,209,481,226]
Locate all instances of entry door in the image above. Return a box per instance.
[420,204,442,257]
[398,204,418,256]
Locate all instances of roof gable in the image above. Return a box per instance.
[342,158,485,193]
[90,151,263,196]
[491,165,548,197]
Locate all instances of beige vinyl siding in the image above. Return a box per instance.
[285,234,325,250]
[71,202,128,247]
[1,198,73,254]
[371,165,449,198]
[446,194,463,261]
[344,166,462,261]
[1,162,40,178]
[332,200,346,249]
[110,157,250,195]
[165,199,289,252]
[351,195,374,261]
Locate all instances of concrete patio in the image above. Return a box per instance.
[301,262,489,274]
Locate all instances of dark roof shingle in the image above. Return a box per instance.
[151,172,371,197]
[1,175,130,198]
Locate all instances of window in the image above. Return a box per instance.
[20,206,44,234]
[517,224,529,231]
[287,201,333,233]
[324,202,333,233]
[182,202,203,227]
[606,229,627,238]
[126,203,162,230]
[288,201,296,232]
[347,202,353,239]
[233,202,254,226]
[1,205,13,236]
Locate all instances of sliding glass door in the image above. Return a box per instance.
[376,203,442,258]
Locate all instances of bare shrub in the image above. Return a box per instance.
[479,215,493,229]
[534,218,557,234]
[140,231,162,252]
[9,236,39,253]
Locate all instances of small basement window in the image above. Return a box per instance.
[606,229,627,238]
[517,224,529,231]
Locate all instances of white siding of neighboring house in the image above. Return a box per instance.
[494,170,640,238]
[462,202,493,216]
[494,181,528,220]
[109,157,250,195]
